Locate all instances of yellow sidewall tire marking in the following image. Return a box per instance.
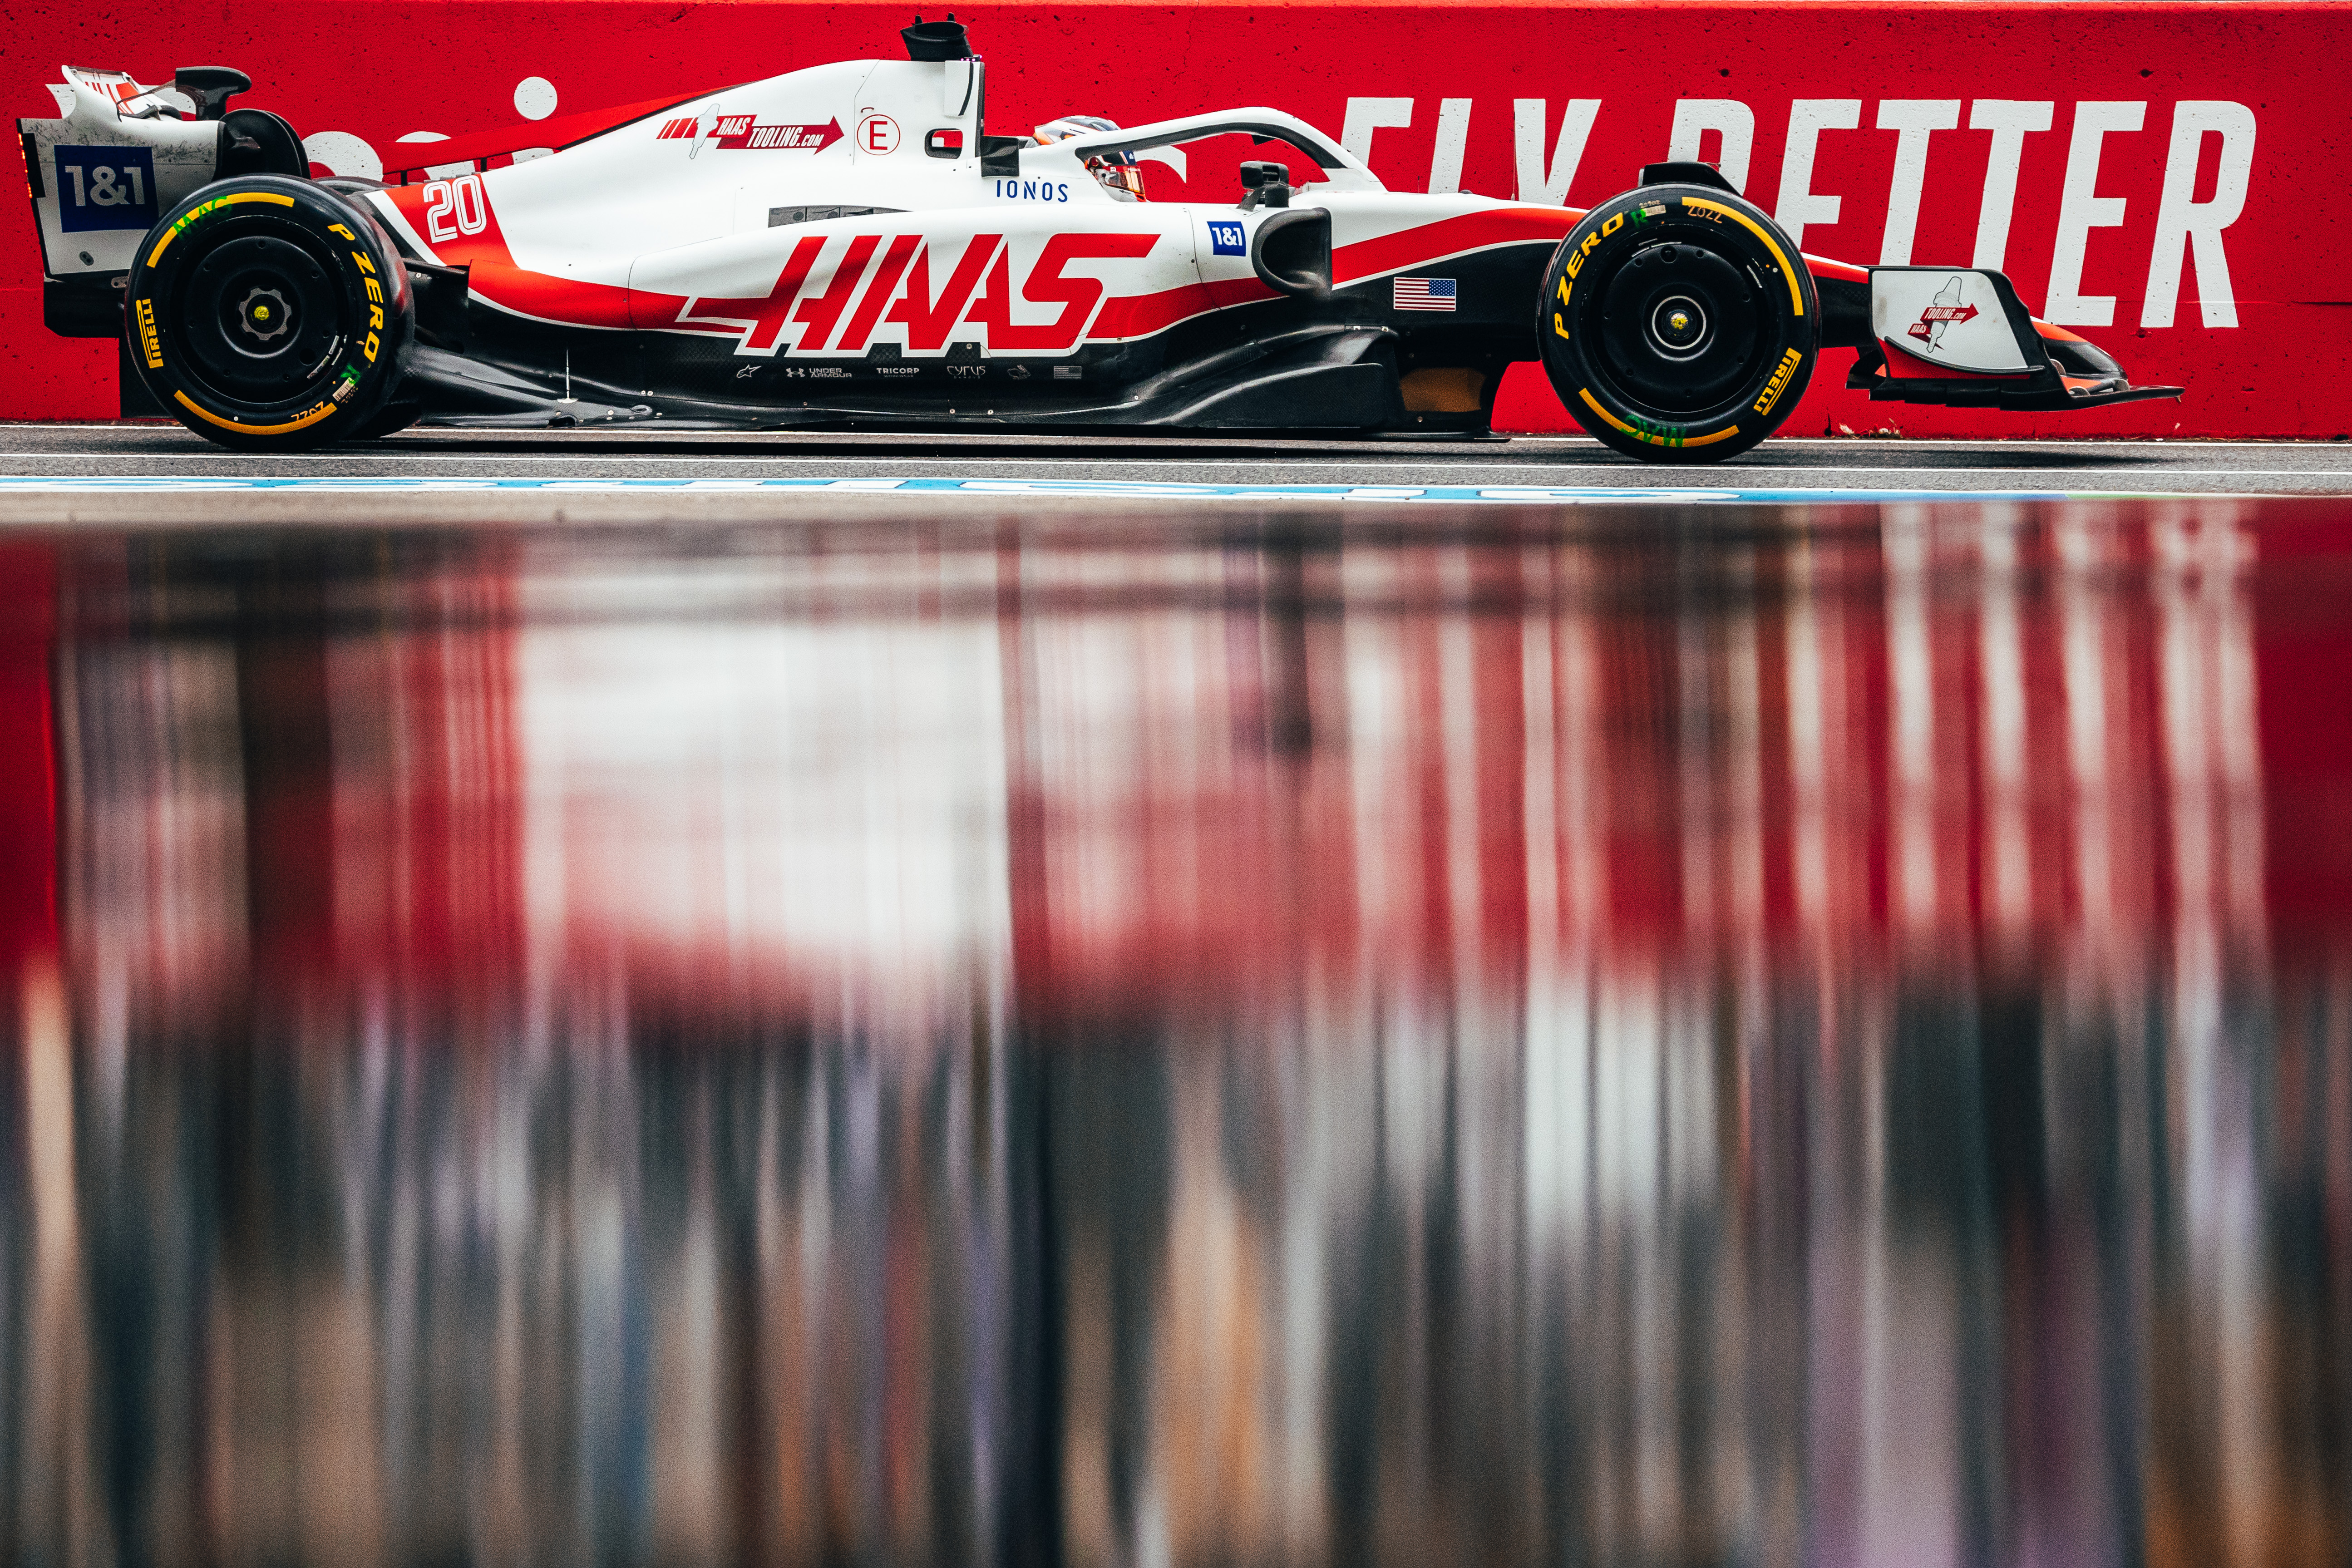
[146,191,300,269]
[1577,387,1741,449]
[1678,197,1805,318]
[173,390,338,437]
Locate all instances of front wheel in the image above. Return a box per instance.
[124,176,412,453]
[1537,182,1818,464]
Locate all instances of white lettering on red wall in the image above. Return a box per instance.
[2144,101,2257,328]
[1967,100,2054,270]
[1512,99,1602,206]
[2047,101,2146,325]
[1773,99,1862,252]
[1338,93,2254,330]
[1875,100,1961,266]
[1666,101,1755,194]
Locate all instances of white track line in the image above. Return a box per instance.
[0,457,2343,481]
[9,425,2337,452]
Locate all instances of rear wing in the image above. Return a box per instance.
[18,67,223,332]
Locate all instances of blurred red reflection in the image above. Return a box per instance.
[0,499,2345,1568]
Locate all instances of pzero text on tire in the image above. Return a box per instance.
[1537,182,1818,464]
[124,175,412,453]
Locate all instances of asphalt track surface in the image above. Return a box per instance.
[0,424,2346,498]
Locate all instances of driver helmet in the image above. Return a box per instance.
[1034,115,1146,201]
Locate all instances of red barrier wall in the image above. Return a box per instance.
[6,1,2342,437]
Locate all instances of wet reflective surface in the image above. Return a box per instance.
[1,500,2348,1568]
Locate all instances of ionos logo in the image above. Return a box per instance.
[135,297,162,369]
[1753,347,1802,415]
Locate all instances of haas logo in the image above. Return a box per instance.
[1907,275,1980,350]
[676,232,1160,356]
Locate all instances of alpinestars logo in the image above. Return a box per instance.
[1907,275,1979,350]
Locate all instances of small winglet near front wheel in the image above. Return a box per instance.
[1538,182,1818,464]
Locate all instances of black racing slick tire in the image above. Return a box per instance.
[1538,183,1818,464]
[124,176,411,453]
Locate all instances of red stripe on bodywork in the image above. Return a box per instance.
[380,183,685,330]
[677,234,828,351]
[1090,275,1272,340]
[1091,209,1578,343]
[1881,338,2034,380]
[791,233,881,350]
[887,235,1002,350]
[1331,207,1578,284]
[382,91,708,175]
[985,232,1159,350]
[838,235,921,352]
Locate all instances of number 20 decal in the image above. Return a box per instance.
[422,174,488,243]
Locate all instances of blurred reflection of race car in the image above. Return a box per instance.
[20,22,2181,461]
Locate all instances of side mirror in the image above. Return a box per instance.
[1239,159,1291,210]
[173,65,251,122]
[979,134,1025,178]
[925,127,965,159]
[901,15,974,60]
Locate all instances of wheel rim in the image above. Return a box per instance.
[1593,240,1763,414]
[177,232,342,404]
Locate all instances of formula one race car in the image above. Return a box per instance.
[20,22,2180,462]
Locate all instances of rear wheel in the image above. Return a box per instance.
[125,176,411,452]
[1538,183,1817,463]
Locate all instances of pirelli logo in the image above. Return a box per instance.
[135,296,161,369]
[1754,347,1802,416]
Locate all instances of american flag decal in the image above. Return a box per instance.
[1392,276,1457,312]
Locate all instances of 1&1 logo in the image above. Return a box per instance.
[54,145,157,232]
